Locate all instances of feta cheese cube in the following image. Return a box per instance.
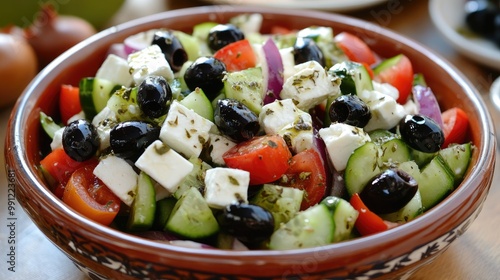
[208,133,237,166]
[280,60,340,110]
[358,89,407,132]
[92,107,118,151]
[93,155,138,206]
[159,100,214,158]
[259,99,314,153]
[135,140,194,194]
[50,127,65,151]
[96,54,133,87]
[127,44,174,85]
[279,47,295,82]
[204,167,250,209]
[319,123,371,171]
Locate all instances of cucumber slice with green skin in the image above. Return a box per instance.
[368,129,397,145]
[172,31,200,62]
[268,203,334,250]
[411,149,436,168]
[174,157,211,199]
[154,197,177,230]
[418,156,454,210]
[438,143,472,186]
[321,196,358,242]
[127,172,156,231]
[251,184,304,230]
[80,77,121,119]
[179,87,214,122]
[165,187,219,239]
[40,112,61,139]
[380,139,412,166]
[329,61,374,96]
[192,22,218,42]
[224,67,264,115]
[380,190,423,223]
[344,142,382,196]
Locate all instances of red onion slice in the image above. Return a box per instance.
[412,85,444,129]
[123,29,158,55]
[262,37,284,104]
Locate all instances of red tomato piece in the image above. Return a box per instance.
[279,149,327,210]
[441,107,469,148]
[334,32,377,65]
[40,148,98,198]
[213,39,257,72]
[223,135,292,185]
[59,84,81,124]
[63,164,120,225]
[349,193,389,236]
[373,54,414,104]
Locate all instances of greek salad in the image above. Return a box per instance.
[39,13,473,250]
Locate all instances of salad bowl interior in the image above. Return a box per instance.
[4,5,496,280]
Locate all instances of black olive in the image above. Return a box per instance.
[184,56,226,100]
[360,169,418,214]
[217,202,274,244]
[62,119,99,162]
[329,95,371,128]
[137,75,173,119]
[293,37,325,66]
[465,0,499,37]
[151,30,188,72]
[214,99,260,142]
[109,121,160,161]
[207,24,245,52]
[399,114,444,153]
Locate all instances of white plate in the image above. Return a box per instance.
[200,0,388,12]
[490,76,500,110]
[429,0,500,70]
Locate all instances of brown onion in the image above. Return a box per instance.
[24,5,96,69]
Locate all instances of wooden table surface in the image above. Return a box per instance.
[0,0,498,279]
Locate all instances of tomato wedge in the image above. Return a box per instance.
[373,54,414,104]
[441,107,469,148]
[59,84,81,124]
[223,135,292,185]
[63,164,121,225]
[279,149,327,210]
[334,32,377,65]
[349,193,388,236]
[213,39,257,72]
[40,148,98,198]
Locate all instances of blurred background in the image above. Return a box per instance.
[1,1,500,279]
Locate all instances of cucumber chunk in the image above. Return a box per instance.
[329,61,374,96]
[40,112,61,139]
[380,139,412,166]
[251,184,304,230]
[380,190,423,223]
[179,87,214,122]
[173,157,212,199]
[127,172,156,231]
[321,196,358,242]
[154,197,177,230]
[438,143,472,186]
[269,204,333,250]
[344,142,381,196]
[418,156,454,210]
[80,77,121,119]
[165,187,219,239]
[224,67,264,115]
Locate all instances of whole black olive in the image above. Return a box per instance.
[137,75,173,119]
[399,114,444,153]
[151,30,188,72]
[214,98,260,142]
[293,37,325,66]
[329,95,371,128]
[62,119,99,162]
[184,56,226,100]
[207,24,245,52]
[217,202,275,244]
[360,169,418,214]
[110,121,160,161]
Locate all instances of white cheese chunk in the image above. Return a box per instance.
[50,127,65,151]
[280,60,340,110]
[319,123,371,171]
[135,140,194,194]
[358,88,407,132]
[93,155,138,206]
[259,99,314,153]
[67,111,86,125]
[159,100,214,159]
[204,167,249,209]
[96,54,133,87]
[127,44,174,85]
[279,47,295,82]
[91,107,118,151]
[208,133,237,166]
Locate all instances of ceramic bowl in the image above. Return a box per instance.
[4,6,496,280]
